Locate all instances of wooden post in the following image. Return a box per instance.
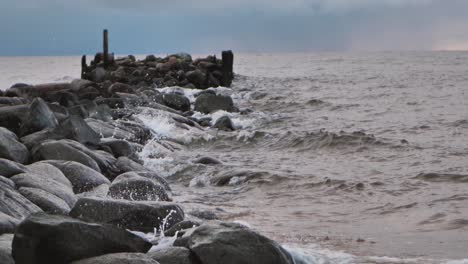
[81,55,87,79]
[221,50,234,87]
[103,29,109,67]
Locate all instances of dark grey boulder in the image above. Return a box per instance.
[115,157,148,174]
[41,160,110,193]
[18,187,70,215]
[131,171,171,191]
[86,118,152,144]
[90,67,107,82]
[31,140,101,172]
[186,70,206,87]
[194,93,234,114]
[0,234,14,264]
[108,173,170,201]
[20,97,58,136]
[0,104,29,134]
[0,158,28,178]
[162,94,191,112]
[108,82,135,94]
[26,162,73,189]
[178,222,293,264]
[70,253,159,264]
[0,176,42,221]
[148,247,193,264]
[12,212,152,264]
[170,53,192,63]
[101,139,141,160]
[70,197,184,232]
[70,79,95,92]
[193,157,222,165]
[213,116,235,131]
[11,173,77,208]
[0,127,29,164]
[56,115,101,145]
[164,220,200,237]
[0,212,19,235]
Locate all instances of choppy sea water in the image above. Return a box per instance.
[1,52,468,263]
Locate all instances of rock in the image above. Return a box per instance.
[41,160,110,193]
[162,94,191,112]
[115,157,148,173]
[0,176,42,221]
[0,127,29,164]
[70,79,95,92]
[90,67,107,82]
[26,162,73,189]
[70,197,184,232]
[12,212,152,264]
[145,55,157,62]
[108,82,134,94]
[193,157,222,165]
[18,187,71,215]
[194,93,234,114]
[56,115,101,145]
[11,173,77,208]
[179,222,293,264]
[108,173,170,201]
[77,184,110,198]
[95,98,125,109]
[0,234,14,264]
[0,212,19,235]
[131,171,171,191]
[213,116,235,131]
[148,247,193,264]
[169,53,192,63]
[0,97,29,106]
[31,140,101,172]
[186,70,206,87]
[164,220,200,237]
[70,253,159,264]
[20,98,58,136]
[0,104,29,135]
[0,158,28,178]
[100,139,141,160]
[86,118,152,145]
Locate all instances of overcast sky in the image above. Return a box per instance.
[1,0,468,55]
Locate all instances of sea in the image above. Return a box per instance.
[1,51,468,263]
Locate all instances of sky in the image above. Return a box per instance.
[1,0,468,55]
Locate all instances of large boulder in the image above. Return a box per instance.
[26,162,73,189]
[70,197,184,232]
[108,173,170,201]
[115,157,148,174]
[31,140,101,172]
[0,127,29,164]
[55,115,101,145]
[177,222,293,264]
[12,213,152,264]
[0,105,29,135]
[194,93,234,114]
[70,253,159,264]
[41,160,110,193]
[0,158,28,178]
[18,187,70,215]
[148,247,193,264]
[162,94,190,112]
[0,212,19,235]
[100,139,142,161]
[186,70,206,88]
[0,234,14,264]
[125,171,171,191]
[0,176,42,225]
[213,116,235,131]
[20,98,58,136]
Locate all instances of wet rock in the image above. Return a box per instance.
[90,67,107,82]
[70,79,95,92]
[213,116,235,131]
[95,98,125,109]
[20,98,58,136]
[115,157,148,174]
[18,187,71,215]
[164,220,200,237]
[86,118,152,145]
[42,160,110,193]
[189,210,219,220]
[77,184,110,198]
[186,70,206,87]
[0,176,42,221]
[193,156,222,165]
[132,171,171,191]
[194,93,234,114]
[57,115,101,145]
[0,158,28,178]
[0,127,29,164]
[12,212,152,264]
[101,139,141,160]
[71,253,159,264]
[108,82,134,94]
[148,247,193,264]
[178,222,293,264]
[162,93,191,112]
[0,234,14,264]
[0,212,19,235]
[108,173,170,201]
[31,140,101,172]
[0,104,28,135]
[0,97,29,106]
[26,162,73,189]
[70,197,184,232]
[11,173,77,208]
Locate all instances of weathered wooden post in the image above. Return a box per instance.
[81,55,87,79]
[103,29,109,67]
[221,50,234,87]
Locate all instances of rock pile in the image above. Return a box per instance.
[0,52,293,263]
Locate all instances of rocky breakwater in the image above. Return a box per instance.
[0,53,293,264]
